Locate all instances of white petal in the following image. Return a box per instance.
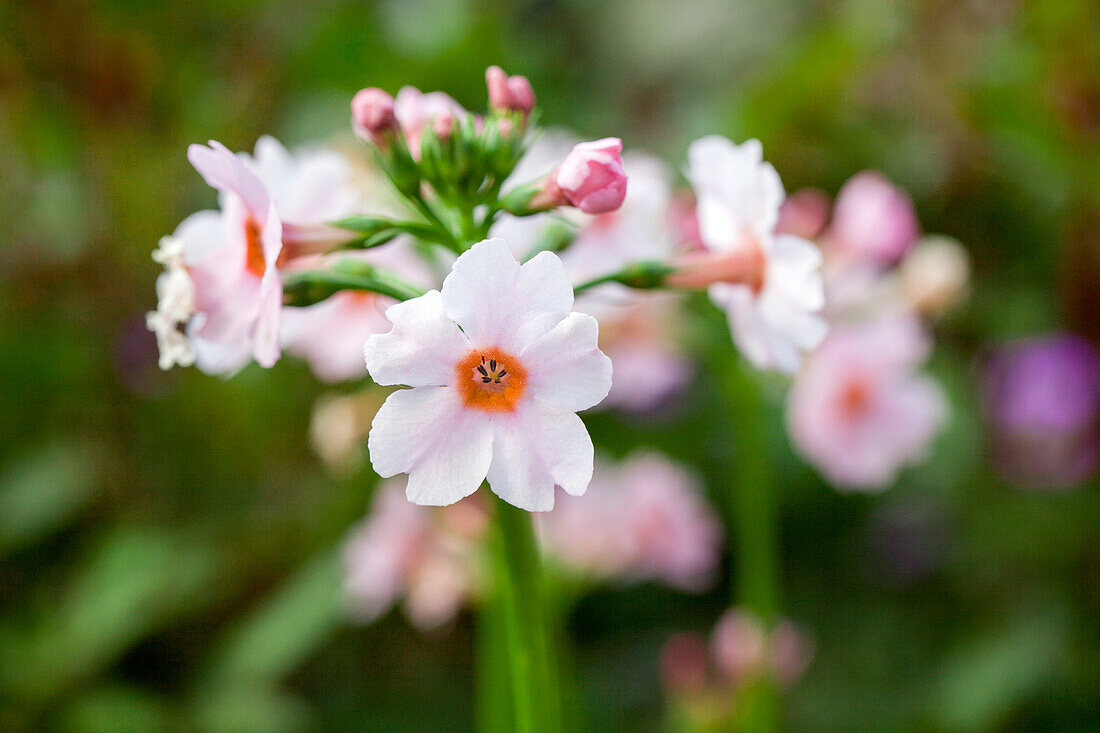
[367,387,493,506]
[486,398,594,511]
[521,313,612,411]
[441,238,573,352]
[364,290,470,387]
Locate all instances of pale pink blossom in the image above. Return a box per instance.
[540,452,722,589]
[711,609,767,684]
[364,238,612,511]
[344,480,485,631]
[787,316,947,490]
[162,138,361,375]
[554,138,628,214]
[776,188,831,241]
[829,171,920,266]
[686,136,827,374]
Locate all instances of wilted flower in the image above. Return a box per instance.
[364,238,612,511]
[983,334,1100,488]
[686,136,827,374]
[787,316,947,490]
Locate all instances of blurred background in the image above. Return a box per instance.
[2,0,1099,729]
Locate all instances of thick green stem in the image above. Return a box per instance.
[486,496,560,733]
[717,348,781,732]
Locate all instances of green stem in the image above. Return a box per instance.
[487,496,559,733]
[572,261,674,295]
[716,346,781,731]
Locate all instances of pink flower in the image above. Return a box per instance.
[364,238,612,511]
[485,65,536,114]
[686,136,827,374]
[167,137,361,375]
[829,171,920,266]
[787,316,947,490]
[351,88,398,144]
[183,140,283,372]
[540,451,722,589]
[776,188,831,240]
[554,138,628,214]
[344,480,485,631]
[711,610,767,684]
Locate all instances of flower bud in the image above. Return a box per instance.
[351,88,398,145]
[711,609,767,685]
[830,171,919,266]
[486,65,536,114]
[555,138,628,214]
[776,188,831,240]
[898,235,969,315]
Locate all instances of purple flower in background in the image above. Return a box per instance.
[984,334,1100,488]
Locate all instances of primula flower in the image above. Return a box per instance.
[787,316,947,490]
[686,136,827,374]
[554,138,628,214]
[363,238,613,511]
[153,137,361,375]
[393,86,468,158]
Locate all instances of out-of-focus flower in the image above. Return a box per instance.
[660,608,813,724]
[393,86,467,158]
[776,188,831,241]
[540,451,722,589]
[364,238,612,511]
[686,136,827,374]
[898,235,970,316]
[344,480,486,631]
[983,334,1100,488]
[309,390,387,474]
[282,241,439,382]
[829,171,920,267]
[146,236,197,369]
[351,87,399,145]
[485,65,536,115]
[787,316,947,490]
[711,609,767,684]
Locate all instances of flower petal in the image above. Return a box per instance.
[486,398,594,511]
[441,238,573,352]
[187,140,271,222]
[521,313,612,411]
[368,386,493,506]
[364,290,470,387]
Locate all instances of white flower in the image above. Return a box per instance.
[145,310,196,370]
[686,136,827,374]
[364,238,613,511]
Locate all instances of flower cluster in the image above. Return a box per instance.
[660,608,813,727]
[343,451,724,629]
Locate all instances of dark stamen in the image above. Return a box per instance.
[477,365,488,376]
[498,370,507,377]
[490,359,497,370]
[482,377,492,383]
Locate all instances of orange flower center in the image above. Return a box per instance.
[455,348,527,413]
[839,379,872,418]
[245,216,266,277]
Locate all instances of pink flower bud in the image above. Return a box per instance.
[351,88,398,144]
[830,171,919,265]
[659,632,710,695]
[555,138,628,214]
[431,111,456,142]
[711,609,767,685]
[486,65,536,114]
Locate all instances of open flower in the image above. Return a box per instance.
[787,316,947,490]
[686,136,827,374]
[364,238,613,511]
